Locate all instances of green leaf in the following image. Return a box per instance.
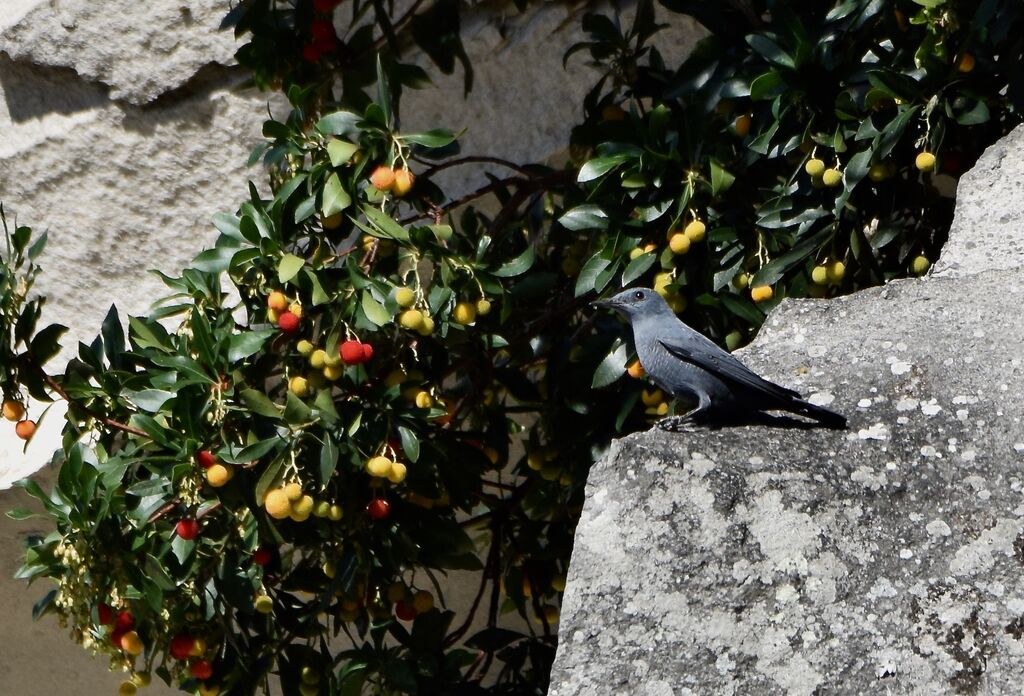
[592,339,628,388]
[320,436,339,484]
[227,329,276,362]
[361,291,391,327]
[749,70,785,101]
[622,252,656,286]
[710,159,736,196]
[30,324,67,364]
[321,172,352,217]
[255,456,285,504]
[492,245,535,278]
[402,129,457,148]
[277,254,305,284]
[283,392,313,424]
[398,426,420,463]
[327,139,359,167]
[361,205,410,242]
[316,110,361,135]
[720,294,764,324]
[121,389,175,413]
[574,255,612,297]
[6,508,38,520]
[578,154,631,182]
[746,34,795,69]
[239,389,282,419]
[558,205,608,231]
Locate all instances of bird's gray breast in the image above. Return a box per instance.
[633,324,732,402]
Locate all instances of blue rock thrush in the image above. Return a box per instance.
[595,287,846,429]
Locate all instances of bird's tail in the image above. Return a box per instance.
[785,398,847,430]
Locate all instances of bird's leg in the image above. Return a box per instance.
[656,394,711,432]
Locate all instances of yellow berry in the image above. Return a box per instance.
[822,168,843,187]
[119,681,138,696]
[452,302,477,325]
[392,168,415,197]
[206,464,233,488]
[551,574,567,592]
[804,158,826,177]
[666,294,687,313]
[653,271,673,296]
[750,285,774,302]
[323,352,343,368]
[191,637,207,657]
[732,272,749,290]
[475,299,492,316]
[328,504,343,521]
[296,340,315,356]
[827,260,846,284]
[399,309,424,330]
[414,390,434,409]
[265,489,292,519]
[387,461,407,484]
[288,302,303,319]
[366,456,392,478]
[394,287,415,307]
[668,233,691,255]
[811,265,829,285]
[628,247,645,260]
[323,365,344,381]
[198,684,221,696]
[412,590,434,613]
[290,495,314,521]
[284,482,303,502]
[131,673,151,688]
[641,389,664,407]
[915,151,936,172]
[255,594,274,613]
[684,219,706,242]
[416,316,435,336]
[911,255,931,275]
[868,164,889,182]
[289,376,310,398]
[309,349,327,369]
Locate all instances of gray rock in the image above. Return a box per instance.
[0,0,238,104]
[551,269,1024,695]
[933,123,1024,279]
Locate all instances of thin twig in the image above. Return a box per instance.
[418,156,539,179]
[35,365,150,438]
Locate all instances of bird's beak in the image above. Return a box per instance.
[592,297,618,310]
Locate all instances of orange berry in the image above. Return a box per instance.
[750,285,774,303]
[370,166,396,191]
[2,399,24,421]
[392,168,415,197]
[626,361,646,379]
[14,419,36,440]
[732,114,752,137]
[267,291,289,312]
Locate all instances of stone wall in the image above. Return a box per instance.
[0,1,703,692]
[549,126,1024,695]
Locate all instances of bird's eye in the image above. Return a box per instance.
[634,290,645,300]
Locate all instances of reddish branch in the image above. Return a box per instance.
[35,365,150,438]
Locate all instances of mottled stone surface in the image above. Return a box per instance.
[933,123,1024,279]
[551,270,1024,695]
[0,0,237,104]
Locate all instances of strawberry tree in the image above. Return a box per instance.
[7,1,1024,695]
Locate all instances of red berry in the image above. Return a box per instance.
[361,343,374,361]
[190,659,214,680]
[367,498,391,520]
[310,20,334,42]
[253,547,272,566]
[339,340,363,364]
[169,634,195,661]
[196,450,217,469]
[176,519,200,541]
[115,610,135,631]
[98,603,115,625]
[278,311,300,334]
[302,44,321,62]
[395,600,417,622]
[110,628,126,648]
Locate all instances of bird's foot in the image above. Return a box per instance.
[656,415,701,433]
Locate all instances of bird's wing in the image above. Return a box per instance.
[658,333,801,402]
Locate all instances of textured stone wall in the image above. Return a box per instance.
[549,126,1024,695]
[0,1,703,692]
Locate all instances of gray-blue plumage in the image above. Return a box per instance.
[595,287,846,429]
